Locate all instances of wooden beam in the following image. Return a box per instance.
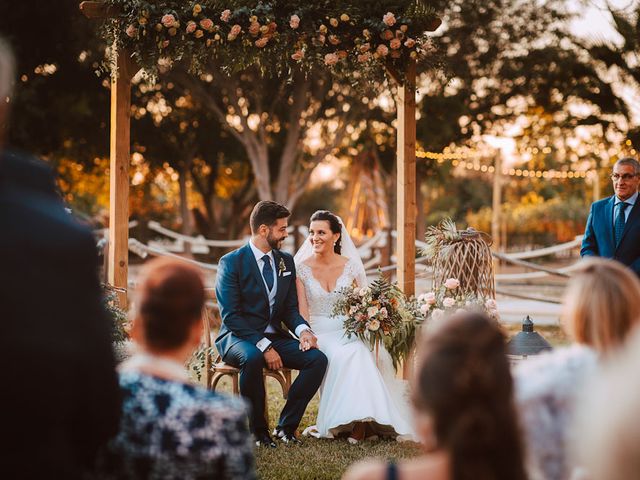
[396,61,417,298]
[79,1,120,19]
[108,47,132,308]
[395,62,417,381]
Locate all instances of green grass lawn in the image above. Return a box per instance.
[211,375,422,480]
[206,323,567,479]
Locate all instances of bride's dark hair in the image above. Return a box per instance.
[309,210,342,254]
[413,312,527,480]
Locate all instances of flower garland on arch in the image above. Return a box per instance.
[99,0,443,83]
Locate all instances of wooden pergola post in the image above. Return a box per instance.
[395,61,417,380]
[396,61,417,298]
[108,47,132,307]
[81,2,132,307]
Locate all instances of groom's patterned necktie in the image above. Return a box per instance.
[261,254,274,292]
[615,202,630,247]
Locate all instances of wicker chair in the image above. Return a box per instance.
[202,306,292,425]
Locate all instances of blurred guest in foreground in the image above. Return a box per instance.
[574,327,640,480]
[343,313,526,480]
[94,258,255,480]
[0,37,121,479]
[514,257,640,480]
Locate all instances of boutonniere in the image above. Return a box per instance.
[278,258,287,276]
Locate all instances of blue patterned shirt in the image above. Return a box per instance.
[93,372,255,480]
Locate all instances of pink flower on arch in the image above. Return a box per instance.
[161,14,176,28]
[291,49,304,61]
[249,22,261,36]
[186,21,197,34]
[376,44,389,57]
[290,14,300,29]
[383,12,396,27]
[125,24,137,38]
[220,9,231,22]
[199,18,214,30]
[324,52,339,65]
[390,38,401,50]
[255,37,269,48]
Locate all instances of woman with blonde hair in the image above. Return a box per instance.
[514,257,640,480]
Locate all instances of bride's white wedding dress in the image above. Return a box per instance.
[297,258,416,440]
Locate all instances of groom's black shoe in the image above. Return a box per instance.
[273,427,303,445]
[255,431,277,448]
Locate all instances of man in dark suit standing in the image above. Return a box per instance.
[581,157,640,276]
[215,201,327,447]
[0,38,120,479]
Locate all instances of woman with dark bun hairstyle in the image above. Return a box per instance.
[94,258,256,480]
[343,312,527,480]
[294,210,416,443]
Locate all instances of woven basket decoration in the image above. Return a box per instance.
[424,219,495,298]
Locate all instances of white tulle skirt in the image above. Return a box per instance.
[309,313,417,440]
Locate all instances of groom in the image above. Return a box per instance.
[215,201,327,447]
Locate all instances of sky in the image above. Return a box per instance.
[569,0,637,43]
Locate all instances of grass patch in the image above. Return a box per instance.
[211,376,421,480]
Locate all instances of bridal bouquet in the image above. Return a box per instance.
[331,272,408,352]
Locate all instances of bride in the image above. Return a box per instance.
[294,210,416,442]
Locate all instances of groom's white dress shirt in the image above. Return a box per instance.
[249,240,310,352]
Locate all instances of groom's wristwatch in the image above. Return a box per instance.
[264,344,274,353]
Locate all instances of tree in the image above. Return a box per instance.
[172,65,368,210]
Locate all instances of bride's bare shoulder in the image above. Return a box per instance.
[338,255,350,265]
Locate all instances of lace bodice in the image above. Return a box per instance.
[296,259,365,317]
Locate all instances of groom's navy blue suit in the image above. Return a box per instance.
[581,194,640,276]
[215,243,327,434]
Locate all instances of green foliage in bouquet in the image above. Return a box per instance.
[331,271,407,359]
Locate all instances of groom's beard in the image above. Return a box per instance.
[267,232,284,250]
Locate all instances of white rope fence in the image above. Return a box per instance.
[147,221,248,248]
[504,236,583,259]
[128,238,219,271]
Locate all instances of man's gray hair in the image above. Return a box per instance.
[615,157,640,175]
[0,37,15,102]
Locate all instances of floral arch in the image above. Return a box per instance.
[81,0,443,312]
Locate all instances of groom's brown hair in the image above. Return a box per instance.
[250,200,290,234]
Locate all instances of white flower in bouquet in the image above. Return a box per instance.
[359,287,370,297]
[367,319,380,331]
[431,308,444,321]
[367,306,379,317]
[444,278,460,290]
[349,305,358,315]
[379,307,388,318]
[419,303,430,315]
[443,297,456,308]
